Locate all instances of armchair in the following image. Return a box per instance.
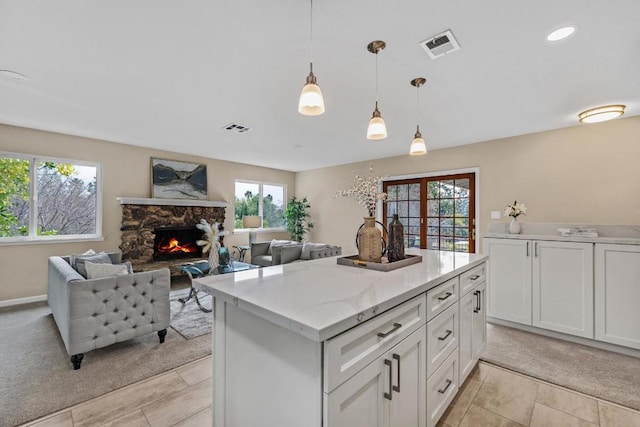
[48,253,171,369]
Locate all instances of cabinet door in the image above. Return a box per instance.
[458,290,474,383]
[325,326,426,427]
[484,238,532,325]
[532,240,594,338]
[472,281,487,360]
[389,326,427,427]
[595,244,640,349]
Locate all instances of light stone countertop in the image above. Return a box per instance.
[194,249,487,342]
[483,233,640,245]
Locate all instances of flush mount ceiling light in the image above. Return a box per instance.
[298,0,325,116]
[0,69,28,81]
[409,77,427,156]
[546,26,576,42]
[578,105,626,123]
[366,40,387,140]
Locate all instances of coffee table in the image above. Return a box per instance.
[178,260,260,312]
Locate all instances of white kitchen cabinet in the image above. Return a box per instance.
[532,240,593,338]
[485,237,594,338]
[595,244,640,349]
[483,238,532,325]
[325,326,426,427]
[459,281,487,383]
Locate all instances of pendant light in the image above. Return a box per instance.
[409,77,427,155]
[298,0,325,116]
[366,40,387,140]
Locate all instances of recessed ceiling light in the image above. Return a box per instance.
[0,69,28,81]
[546,26,576,42]
[578,105,625,124]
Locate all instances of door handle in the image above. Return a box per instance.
[384,359,393,400]
[438,330,453,341]
[438,379,453,394]
[392,353,400,393]
[377,323,402,338]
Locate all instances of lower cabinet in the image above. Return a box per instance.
[459,281,487,383]
[595,244,640,349]
[325,326,426,427]
[426,350,459,427]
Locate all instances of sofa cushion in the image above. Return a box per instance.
[73,252,113,278]
[301,242,328,260]
[85,261,132,279]
[268,239,294,255]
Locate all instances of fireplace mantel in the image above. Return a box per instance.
[117,197,229,208]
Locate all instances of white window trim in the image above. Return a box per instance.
[234,179,287,232]
[381,167,480,253]
[0,151,103,245]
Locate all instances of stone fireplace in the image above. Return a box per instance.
[118,197,228,275]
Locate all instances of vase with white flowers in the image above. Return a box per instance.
[336,163,388,262]
[504,200,527,234]
[196,219,229,268]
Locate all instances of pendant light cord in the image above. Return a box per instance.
[309,0,314,62]
[416,84,420,125]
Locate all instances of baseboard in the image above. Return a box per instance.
[0,294,47,308]
[488,317,640,359]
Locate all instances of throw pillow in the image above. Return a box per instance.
[301,242,328,260]
[85,261,130,279]
[69,249,97,268]
[73,252,112,278]
[268,239,293,255]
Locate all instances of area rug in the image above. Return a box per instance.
[481,323,640,410]
[0,297,212,427]
[170,289,213,339]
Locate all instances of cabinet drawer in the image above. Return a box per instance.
[426,277,459,321]
[460,262,486,296]
[426,350,459,427]
[426,302,459,378]
[324,294,427,393]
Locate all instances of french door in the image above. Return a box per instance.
[383,173,475,253]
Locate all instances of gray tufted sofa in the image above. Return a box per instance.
[48,253,171,369]
[251,241,342,266]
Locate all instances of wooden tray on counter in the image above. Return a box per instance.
[337,254,422,272]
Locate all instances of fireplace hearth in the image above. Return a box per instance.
[153,226,202,261]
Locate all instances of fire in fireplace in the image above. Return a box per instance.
[153,226,203,261]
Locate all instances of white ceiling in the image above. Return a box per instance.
[1,1,639,172]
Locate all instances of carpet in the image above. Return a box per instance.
[481,322,640,410]
[0,292,212,427]
[170,289,213,339]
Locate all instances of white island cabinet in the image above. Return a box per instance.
[195,250,488,427]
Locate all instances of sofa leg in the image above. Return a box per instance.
[158,329,167,343]
[71,354,84,370]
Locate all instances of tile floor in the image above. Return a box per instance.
[20,359,640,427]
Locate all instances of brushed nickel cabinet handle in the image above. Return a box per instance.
[392,353,400,393]
[470,274,480,280]
[377,323,402,338]
[438,292,453,301]
[438,330,453,341]
[384,359,393,400]
[438,379,453,394]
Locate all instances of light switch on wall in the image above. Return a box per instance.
[491,210,501,219]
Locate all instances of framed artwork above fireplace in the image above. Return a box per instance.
[151,157,208,200]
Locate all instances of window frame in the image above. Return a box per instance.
[234,179,287,232]
[0,151,103,245]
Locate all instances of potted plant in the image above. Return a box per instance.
[284,196,314,243]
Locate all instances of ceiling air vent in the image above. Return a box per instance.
[223,123,252,134]
[420,29,461,59]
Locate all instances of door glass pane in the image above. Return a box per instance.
[387,185,398,201]
[440,218,453,227]
[387,201,398,216]
[455,199,469,217]
[427,182,439,199]
[439,199,454,217]
[427,237,439,250]
[409,183,421,199]
[440,180,454,198]
[397,184,408,200]
[409,201,420,217]
[428,200,438,216]
[398,201,409,217]
[454,179,470,198]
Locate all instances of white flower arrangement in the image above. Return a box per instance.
[504,200,527,218]
[335,163,388,217]
[196,219,228,254]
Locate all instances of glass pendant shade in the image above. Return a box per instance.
[367,103,387,140]
[409,132,427,156]
[298,65,325,116]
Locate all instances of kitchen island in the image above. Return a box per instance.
[195,249,488,427]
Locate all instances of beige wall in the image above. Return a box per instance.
[0,124,293,301]
[297,116,640,254]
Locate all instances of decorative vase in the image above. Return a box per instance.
[509,217,521,234]
[387,214,405,262]
[208,242,220,268]
[218,245,230,267]
[358,217,382,263]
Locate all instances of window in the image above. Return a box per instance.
[234,180,286,229]
[383,173,476,253]
[0,153,101,242]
